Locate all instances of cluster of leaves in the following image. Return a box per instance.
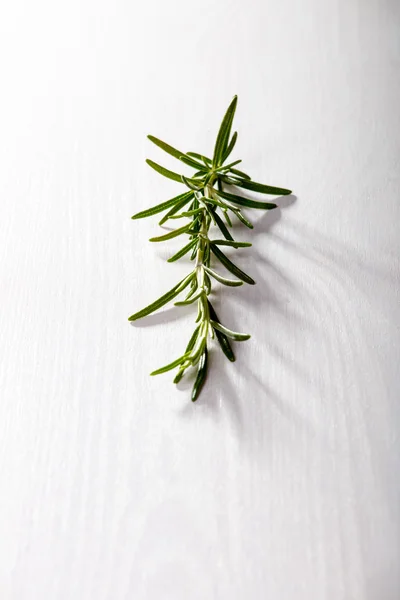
[129,96,291,401]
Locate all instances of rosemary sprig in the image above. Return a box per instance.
[129,95,292,402]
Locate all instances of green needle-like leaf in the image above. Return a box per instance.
[146,159,184,182]
[184,278,198,301]
[190,335,207,365]
[185,325,201,353]
[191,346,208,401]
[204,266,244,287]
[219,175,243,185]
[169,208,202,219]
[210,320,251,341]
[150,353,190,375]
[179,155,207,171]
[213,96,238,167]
[146,160,202,187]
[230,167,251,180]
[221,131,238,163]
[173,370,185,384]
[187,152,212,166]
[148,135,206,171]
[216,189,277,210]
[205,194,230,210]
[210,208,234,241]
[149,223,191,242]
[222,208,232,227]
[132,191,193,220]
[232,179,292,196]
[147,135,185,161]
[233,210,254,229]
[195,300,202,322]
[128,272,194,321]
[210,244,256,285]
[219,159,242,172]
[208,300,235,362]
[190,246,198,261]
[158,194,194,225]
[167,239,197,262]
[173,326,201,384]
[211,239,252,248]
[174,289,204,306]
[204,272,212,294]
[181,175,204,191]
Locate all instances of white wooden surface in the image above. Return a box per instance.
[0,1,399,599]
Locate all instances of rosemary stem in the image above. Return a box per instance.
[194,179,217,342]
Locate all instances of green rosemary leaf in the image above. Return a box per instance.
[188,224,204,235]
[146,159,184,182]
[210,244,255,285]
[213,96,238,167]
[128,272,194,321]
[167,239,197,262]
[210,320,251,341]
[216,189,277,210]
[232,179,292,195]
[195,299,203,322]
[147,135,185,161]
[234,210,254,229]
[211,239,252,248]
[230,168,251,180]
[147,135,207,171]
[169,208,203,219]
[150,353,190,376]
[210,208,234,241]
[204,266,244,287]
[190,335,207,365]
[219,175,242,185]
[158,193,194,225]
[132,191,193,220]
[219,159,242,171]
[173,370,185,384]
[149,223,191,242]
[204,272,212,294]
[174,289,204,306]
[207,300,235,362]
[181,175,203,191]
[184,278,198,301]
[190,244,198,261]
[222,131,238,163]
[191,346,208,401]
[179,155,207,171]
[205,194,229,210]
[222,208,232,227]
[187,152,212,165]
[186,325,201,353]
[189,215,200,236]
[173,325,201,384]
[202,201,216,226]
[204,240,211,265]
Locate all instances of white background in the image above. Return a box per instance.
[0,1,399,599]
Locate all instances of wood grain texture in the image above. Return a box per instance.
[0,0,399,598]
